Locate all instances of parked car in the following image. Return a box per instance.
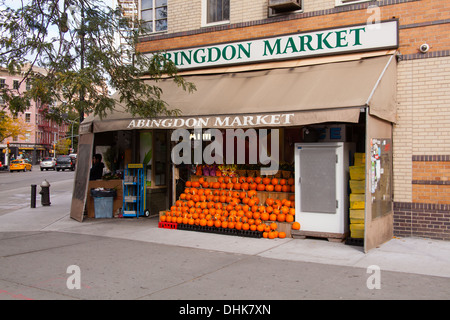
[40,157,56,171]
[9,159,33,172]
[55,155,76,171]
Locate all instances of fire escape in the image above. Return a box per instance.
[37,104,67,155]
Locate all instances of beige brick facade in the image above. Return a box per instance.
[167,0,340,35]
[139,0,450,240]
[394,56,450,203]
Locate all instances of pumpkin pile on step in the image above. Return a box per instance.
[161,176,300,239]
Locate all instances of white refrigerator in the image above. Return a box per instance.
[294,142,355,235]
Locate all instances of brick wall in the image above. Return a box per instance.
[394,202,450,240]
[138,0,450,56]
[394,56,450,240]
[139,0,450,240]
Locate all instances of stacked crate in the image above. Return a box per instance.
[349,153,365,239]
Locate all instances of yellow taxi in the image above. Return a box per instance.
[9,159,33,172]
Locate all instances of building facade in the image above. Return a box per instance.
[133,0,450,241]
[0,67,69,165]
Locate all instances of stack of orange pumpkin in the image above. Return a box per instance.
[161,176,300,239]
[184,176,295,193]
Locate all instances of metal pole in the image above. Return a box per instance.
[31,184,36,208]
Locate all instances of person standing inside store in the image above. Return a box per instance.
[89,153,105,180]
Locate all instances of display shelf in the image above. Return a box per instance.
[122,164,150,218]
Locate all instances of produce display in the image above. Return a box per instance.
[160,175,299,239]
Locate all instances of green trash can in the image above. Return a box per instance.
[90,189,117,219]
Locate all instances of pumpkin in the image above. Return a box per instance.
[265,184,274,192]
[285,214,294,223]
[287,178,295,185]
[185,181,192,187]
[192,181,200,188]
[260,212,269,221]
[274,185,282,192]
[248,190,257,198]
[269,213,277,221]
[292,221,301,230]
[257,184,265,191]
[270,222,277,230]
[262,177,271,185]
[212,182,220,189]
[271,178,278,185]
[255,177,262,184]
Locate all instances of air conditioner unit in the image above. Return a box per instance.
[268,0,302,11]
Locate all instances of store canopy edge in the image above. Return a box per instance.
[79,55,396,134]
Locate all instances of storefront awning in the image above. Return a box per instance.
[80,54,396,133]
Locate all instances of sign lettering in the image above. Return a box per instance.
[147,21,398,70]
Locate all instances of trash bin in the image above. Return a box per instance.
[90,188,117,219]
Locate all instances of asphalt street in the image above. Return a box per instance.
[0,166,449,303]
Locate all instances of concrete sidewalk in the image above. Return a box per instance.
[1,187,449,280]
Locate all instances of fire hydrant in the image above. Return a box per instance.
[39,179,51,206]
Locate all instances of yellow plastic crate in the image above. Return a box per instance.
[350,209,365,224]
[354,153,365,166]
[350,209,365,219]
[349,180,365,194]
[350,223,365,239]
[349,166,365,180]
[350,194,365,209]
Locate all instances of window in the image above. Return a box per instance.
[25,113,31,123]
[204,0,229,25]
[141,0,167,33]
[13,80,19,90]
[0,78,5,88]
[26,81,31,91]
